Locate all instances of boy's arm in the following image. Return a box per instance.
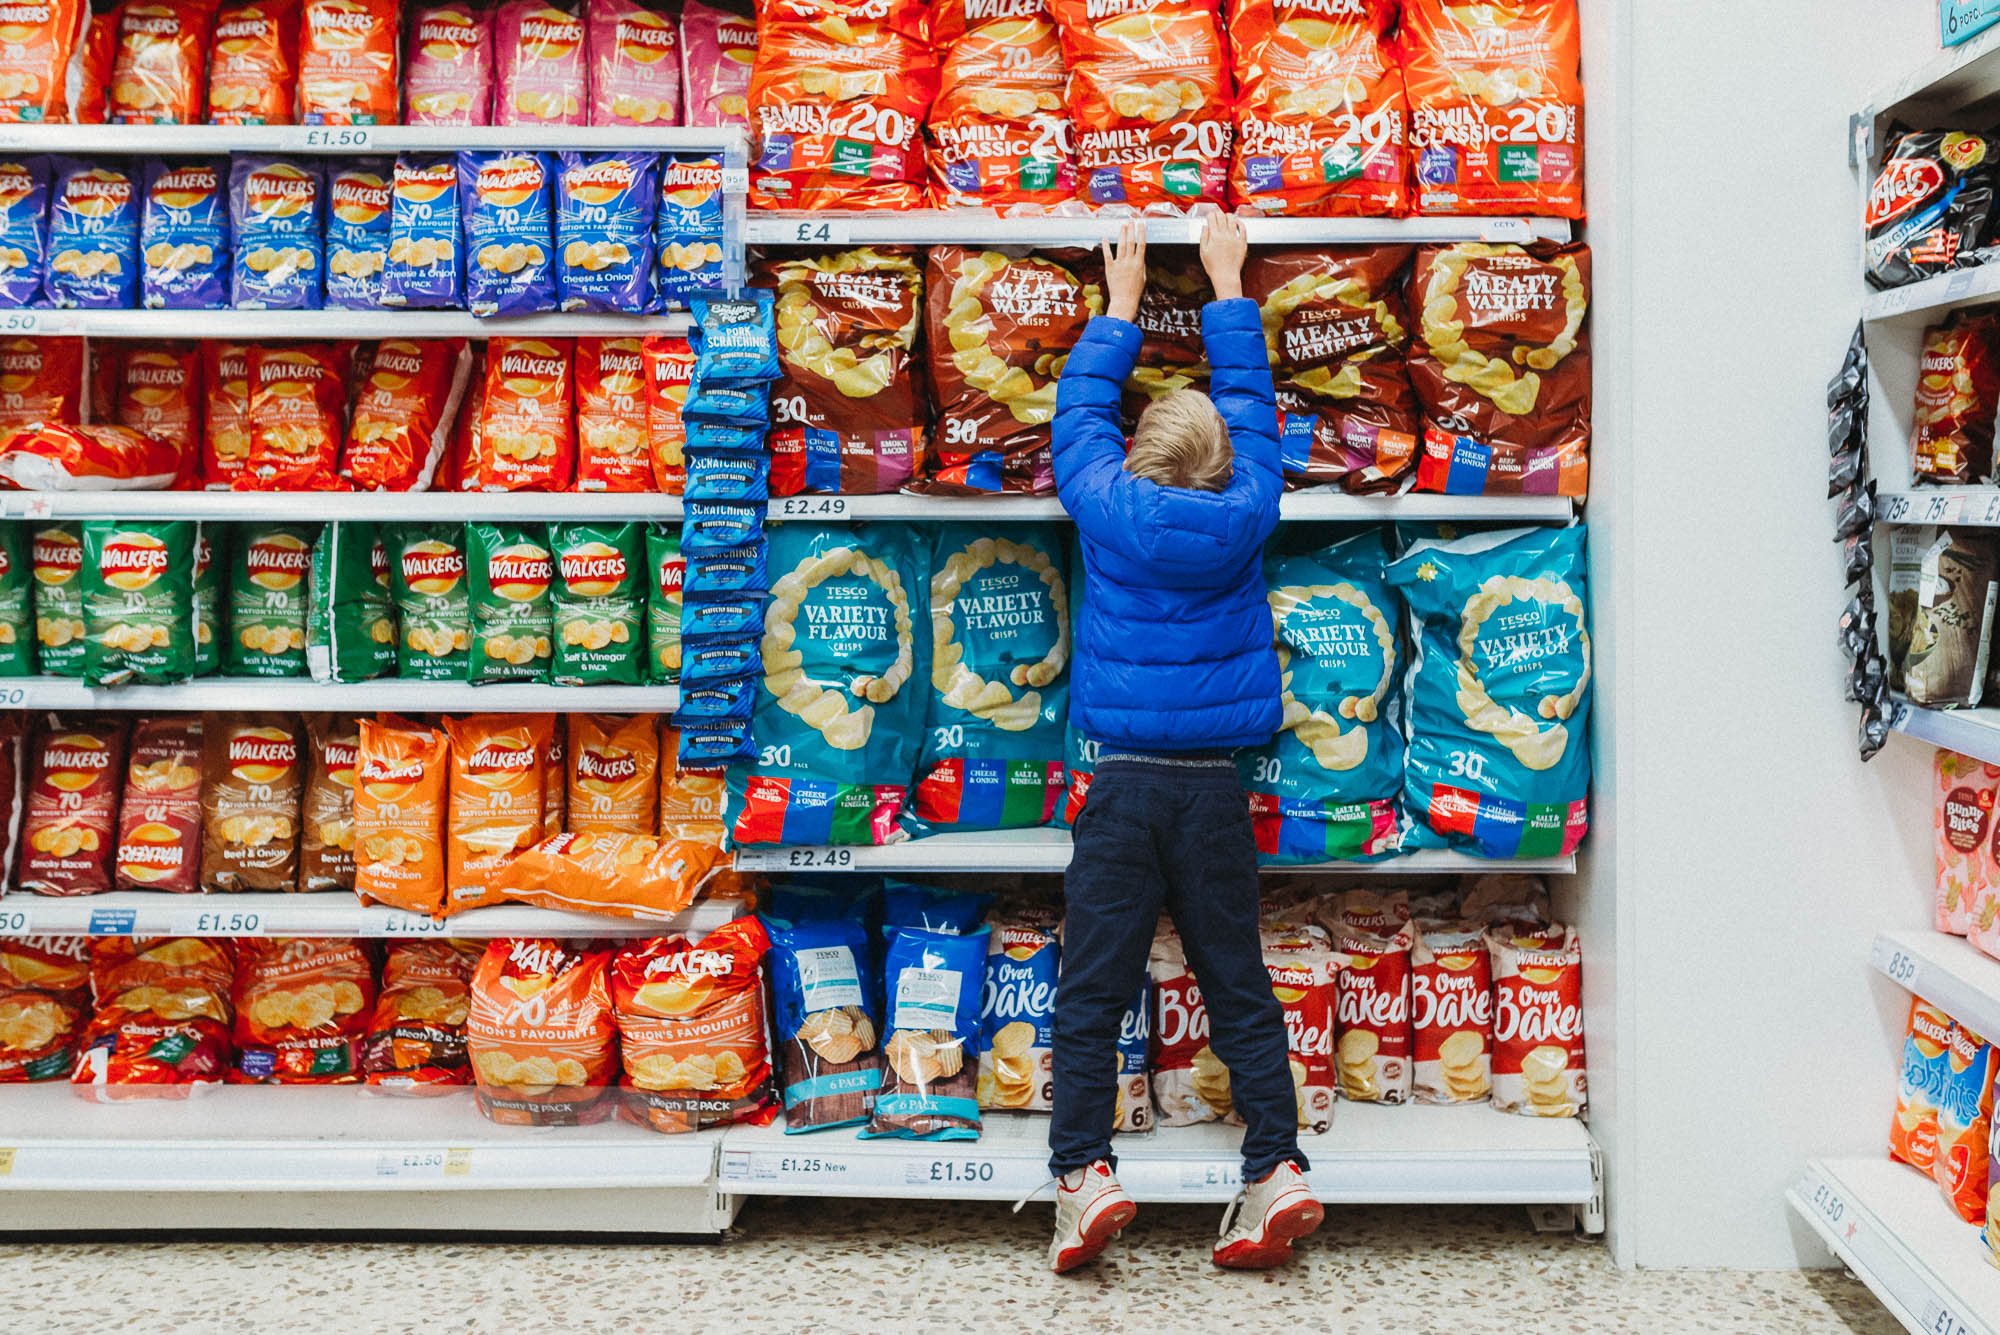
[1197,214,1281,533]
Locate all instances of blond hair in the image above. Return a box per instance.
[1125,388,1233,492]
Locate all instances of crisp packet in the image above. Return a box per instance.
[47,158,140,310]
[678,0,753,128]
[299,0,400,125]
[459,150,557,318]
[229,155,323,311]
[682,544,766,596]
[689,292,779,383]
[404,0,493,125]
[139,158,229,310]
[106,0,213,124]
[587,0,679,127]
[324,158,393,310]
[682,375,768,429]
[653,153,724,309]
[207,0,301,125]
[383,153,463,310]
[0,158,47,308]
[495,0,588,126]
[684,452,768,502]
[555,150,658,314]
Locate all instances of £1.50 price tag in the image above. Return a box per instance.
[377,912,451,936]
[907,1158,997,1186]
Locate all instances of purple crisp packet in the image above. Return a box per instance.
[0,156,49,308]
[48,156,140,310]
[555,150,657,314]
[229,154,324,311]
[382,152,463,310]
[458,150,556,318]
[140,157,229,310]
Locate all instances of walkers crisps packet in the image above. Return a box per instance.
[653,154,723,308]
[73,937,233,1096]
[1935,1021,1995,1223]
[1388,524,1590,859]
[976,914,1058,1112]
[324,158,392,309]
[299,0,399,125]
[467,521,554,682]
[403,0,491,125]
[460,150,557,318]
[344,338,469,491]
[115,342,203,481]
[139,158,228,309]
[225,522,315,676]
[353,715,448,915]
[863,924,987,1141]
[645,524,683,684]
[1913,311,2000,486]
[0,0,83,123]
[498,830,719,918]
[642,332,694,490]
[32,525,85,678]
[384,153,463,310]
[300,712,359,889]
[469,939,616,1125]
[47,158,139,309]
[1412,922,1492,1104]
[495,0,587,126]
[81,519,195,686]
[1488,922,1585,1118]
[728,524,927,846]
[441,712,552,910]
[588,0,679,127]
[556,151,657,314]
[230,937,375,1084]
[0,337,82,436]
[566,712,657,833]
[199,711,302,892]
[614,920,777,1133]
[306,522,396,683]
[0,157,48,307]
[574,337,651,489]
[551,521,645,685]
[926,0,1074,209]
[0,522,33,676]
[229,156,323,310]
[680,0,752,128]
[1893,999,1954,1172]
[363,938,481,1089]
[0,423,180,490]
[107,0,215,125]
[207,0,301,125]
[472,337,575,490]
[202,341,250,487]
[20,714,127,896]
[385,522,470,678]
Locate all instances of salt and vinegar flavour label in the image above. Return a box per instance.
[225,522,315,676]
[198,712,303,892]
[467,521,554,682]
[32,524,86,678]
[385,522,471,678]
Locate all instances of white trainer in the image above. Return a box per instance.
[1213,1161,1323,1269]
[1026,1160,1136,1273]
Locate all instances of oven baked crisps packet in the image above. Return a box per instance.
[589,0,679,127]
[460,149,556,318]
[403,0,492,126]
[0,0,83,124]
[363,938,482,1091]
[19,713,128,896]
[0,337,83,439]
[678,0,752,128]
[441,712,553,913]
[31,524,86,679]
[383,152,462,309]
[566,711,657,833]
[468,938,616,1125]
[47,157,139,309]
[115,341,202,485]
[467,520,554,683]
[344,337,470,491]
[384,521,470,678]
[82,518,196,686]
[574,336,651,490]
[495,0,587,126]
[300,712,360,890]
[652,152,722,308]
[0,522,34,676]
[862,924,988,1141]
[199,710,302,892]
[307,523,395,683]
[0,157,48,307]
[472,336,574,491]
[556,150,657,313]
[230,937,376,1084]
[613,919,776,1134]
[641,332,693,491]
[977,915,1058,1112]
[1934,1020,1995,1224]
[139,157,228,309]
[299,0,399,125]
[353,715,449,916]
[1487,922,1586,1119]
[1332,914,1413,1105]
[229,155,323,310]
[324,157,392,309]
[207,0,301,125]
[1893,999,1955,1172]
[1411,922,1491,1104]
[763,912,884,1133]
[72,936,234,1098]
[225,521,315,676]
[551,521,645,685]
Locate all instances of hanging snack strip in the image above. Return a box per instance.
[1828,322,1890,760]
[674,292,778,771]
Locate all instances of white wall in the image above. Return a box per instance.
[1616,1,1944,1269]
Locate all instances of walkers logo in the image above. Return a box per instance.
[246,532,311,592]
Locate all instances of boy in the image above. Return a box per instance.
[1036,217,1321,1272]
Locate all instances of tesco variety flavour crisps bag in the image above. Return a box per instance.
[1935,749,1999,937]
[466,521,554,683]
[403,0,492,125]
[81,519,196,687]
[352,716,449,916]
[441,713,552,913]
[926,0,1075,208]
[47,158,139,309]
[763,910,884,1132]
[613,920,777,1133]
[727,523,928,848]
[1912,312,2000,486]
[19,714,127,896]
[1388,525,1590,859]
[298,0,399,125]
[230,937,376,1084]
[1892,999,1954,1172]
[1400,0,1584,219]
[199,711,302,892]
[363,938,482,1091]
[863,924,989,1141]
[469,938,617,1125]
[1488,922,1585,1118]
[73,937,234,1097]
[1935,1021,1996,1224]
[207,0,301,125]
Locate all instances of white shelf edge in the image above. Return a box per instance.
[1860,24,2000,127]
[0,310,692,339]
[745,210,1572,247]
[0,126,747,156]
[1864,263,2000,325]
[1871,930,2000,1041]
[1788,1159,2000,1335]
[1878,489,2000,527]
[1890,699,2000,766]
[0,890,745,939]
[1,677,679,713]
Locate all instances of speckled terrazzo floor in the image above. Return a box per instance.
[0,1200,1902,1335]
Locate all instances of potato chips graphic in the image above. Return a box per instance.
[47,158,140,309]
[114,715,202,894]
[352,716,449,916]
[363,938,484,1091]
[199,712,303,892]
[299,0,399,125]
[927,0,1074,208]
[680,0,753,128]
[468,938,617,1125]
[612,919,775,1133]
[0,935,91,997]
[976,915,1058,1112]
[230,937,376,1084]
[139,158,229,309]
[441,712,553,913]
[72,936,234,1099]
[19,714,128,897]
[1411,923,1492,1104]
[496,0,588,126]
[588,0,680,127]
[207,0,301,126]
[764,912,884,1131]
[1331,915,1412,1105]
[1222,921,1337,1133]
[460,150,557,317]
[1488,922,1585,1118]
[201,342,252,489]
[465,521,554,684]
[555,151,656,312]
[574,338,653,491]
[114,341,204,479]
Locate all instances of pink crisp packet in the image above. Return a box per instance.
[404,0,493,125]
[587,0,679,127]
[495,0,589,126]
[678,0,753,128]
[1937,748,2000,937]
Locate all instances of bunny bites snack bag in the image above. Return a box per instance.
[299,0,399,124]
[207,0,301,125]
[404,0,492,125]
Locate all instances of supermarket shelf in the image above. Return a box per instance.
[0,890,746,939]
[1863,261,2000,326]
[2,677,679,713]
[0,125,746,156]
[731,829,1576,876]
[745,210,1572,248]
[0,1086,722,1193]
[1871,930,2000,1040]
[1788,1158,1999,1335]
[717,1103,1599,1208]
[1889,698,2000,765]
[1877,489,2000,527]
[1859,19,2000,130]
[0,309,691,339]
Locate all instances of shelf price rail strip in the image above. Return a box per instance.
[1869,930,2000,1042]
[0,678,681,713]
[0,891,748,940]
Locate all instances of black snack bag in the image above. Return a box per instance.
[1865,128,1999,289]
[1835,479,1879,540]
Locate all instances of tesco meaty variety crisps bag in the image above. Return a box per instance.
[864,923,988,1141]
[728,524,927,848]
[763,909,884,1132]
[1388,524,1590,860]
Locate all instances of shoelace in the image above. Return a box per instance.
[1011,1176,1061,1214]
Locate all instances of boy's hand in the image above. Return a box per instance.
[1102,219,1146,323]
[1199,213,1248,301]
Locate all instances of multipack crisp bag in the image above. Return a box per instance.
[460,150,557,318]
[1400,0,1583,219]
[472,337,574,490]
[556,150,657,313]
[230,937,376,1084]
[927,0,1073,209]
[588,0,678,126]
[652,154,723,308]
[19,714,128,896]
[1388,525,1591,859]
[550,521,645,684]
[363,939,482,1090]
[645,524,683,683]
[977,914,1058,1112]
[114,341,203,483]
[307,523,396,683]
[498,829,718,918]
[679,0,752,127]
[229,156,323,310]
[298,0,399,124]
[353,715,449,915]
[467,521,554,682]
[199,711,302,892]
[343,338,469,491]
[1239,532,1404,862]
[641,333,694,491]
[324,158,393,310]
[0,337,82,436]
[613,920,777,1134]
[1488,922,1585,1118]
[403,0,492,124]
[566,712,658,833]
[0,0,83,123]
[863,924,988,1141]
[763,911,884,1133]
[0,422,180,489]
[0,934,89,1083]
[72,937,234,1098]
[81,519,196,686]
[441,712,552,912]
[921,247,1101,496]
[225,522,315,676]
[1332,915,1413,1105]
[1411,923,1492,1104]
[727,524,928,847]
[139,158,229,309]
[47,158,139,309]
[31,524,85,678]
[0,158,48,307]
[495,0,588,126]
[1223,922,1339,1133]
[300,713,360,890]
[1149,922,1219,1125]
[1912,311,2000,485]
[907,526,1068,838]
[1935,1021,1996,1224]
[106,0,215,124]
[0,522,34,676]
[384,522,470,678]
[383,153,463,309]
[202,342,251,487]
[1120,257,1211,422]
[468,938,618,1125]
[1892,999,1955,1172]
[574,337,650,489]
[207,0,300,124]
[1936,749,2000,936]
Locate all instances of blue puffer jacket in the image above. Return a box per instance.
[1052,297,1283,753]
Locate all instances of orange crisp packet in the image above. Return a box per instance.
[343,337,470,492]
[612,918,776,1133]
[116,340,204,485]
[0,0,84,123]
[467,938,617,1125]
[574,336,651,492]
[201,341,251,488]
[299,0,399,125]
[108,0,218,124]
[1934,1020,1996,1224]
[362,938,482,1091]
[0,336,85,435]
[207,0,300,124]
[229,936,377,1084]
[567,712,659,834]
[472,336,574,492]
[0,936,92,995]
[240,342,350,492]
[497,830,719,919]
[641,333,692,493]
[440,712,552,915]
[72,937,235,1099]
[352,716,449,916]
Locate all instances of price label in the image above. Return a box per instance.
[375,1149,449,1178]
[719,1149,758,1182]
[0,1148,15,1176]
[1478,219,1533,243]
[377,912,450,936]
[1921,1300,1971,1335]
[1179,1162,1242,1192]
[776,1155,847,1178]
[789,220,849,245]
[908,1158,996,1186]
[177,910,262,935]
[0,686,25,708]
[1881,494,1912,522]
[776,496,848,519]
[1946,268,1982,300]
[734,845,858,871]
[299,127,373,150]
[720,168,749,194]
[1883,948,1919,986]
[0,910,28,935]
[0,311,40,333]
[1976,492,2000,525]
[1810,1179,1845,1228]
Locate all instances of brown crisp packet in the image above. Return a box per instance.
[1903,529,2000,709]
[200,712,303,892]
[113,715,203,894]
[301,714,360,892]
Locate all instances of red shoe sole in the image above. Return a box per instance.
[1054,1198,1137,1274]
[1213,1196,1324,1270]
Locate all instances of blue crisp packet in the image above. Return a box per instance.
[48,157,140,310]
[978,917,1059,1111]
[679,675,758,719]
[690,292,780,383]
[685,452,770,502]
[139,158,229,310]
[861,925,989,1141]
[882,883,992,937]
[228,155,323,311]
[323,158,392,311]
[683,545,769,596]
[652,153,725,309]
[382,153,462,310]
[683,374,769,428]
[687,421,767,454]
[0,158,49,307]
[675,716,756,765]
[556,151,658,314]
[460,150,557,318]
[681,638,757,684]
[681,594,765,639]
[762,913,886,1132]
[683,500,765,553]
